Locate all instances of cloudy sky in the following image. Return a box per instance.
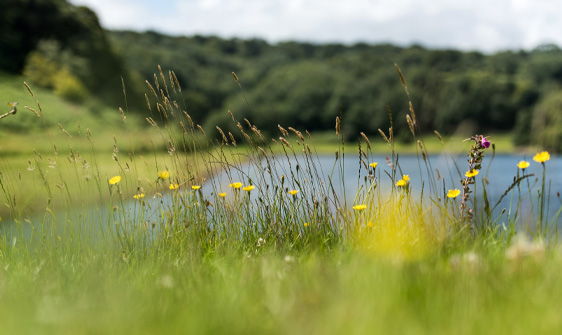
[68,0,562,52]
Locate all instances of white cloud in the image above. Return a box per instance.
[68,0,562,52]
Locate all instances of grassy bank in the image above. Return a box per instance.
[0,239,559,335]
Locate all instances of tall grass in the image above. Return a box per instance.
[0,65,561,333]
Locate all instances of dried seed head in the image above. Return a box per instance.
[156,103,168,120]
[24,82,34,97]
[35,101,43,117]
[153,73,160,92]
[394,63,409,96]
[146,117,158,128]
[119,107,126,123]
[168,140,175,155]
[409,101,416,125]
[25,106,40,117]
[232,72,240,83]
[57,123,71,138]
[183,111,194,128]
[361,158,369,170]
[228,110,234,120]
[172,71,181,93]
[388,127,393,143]
[145,93,151,112]
[146,80,157,98]
[228,132,237,146]
[237,122,250,140]
[434,130,444,145]
[278,125,289,137]
[216,126,228,144]
[288,127,305,141]
[158,65,169,97]
[406,114,415,136]
[360,132,371,149]
[335,117,341,136]
[197,125,206,136]
[279,137,292,148]
[244,118,252,128]
[378,129,390,145]
[168,70,176,93]
[180,121,188,135]
[305,130,312,139]
[251,125,265,141]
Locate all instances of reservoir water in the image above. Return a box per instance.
[2,153,561,238]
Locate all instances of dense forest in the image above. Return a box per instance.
[2,0,562,150]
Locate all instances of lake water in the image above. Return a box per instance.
[3,153,562,238]
[202,152,562,222]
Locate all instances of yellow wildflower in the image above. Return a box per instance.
[447,189,461,198]
[465,169,479,178]
[191,185,201,190]
[517,161,530,170]
[353,204,367,210]
[396,179,406,187]
[403,175,410,181]
[303,222,309,227]
[218,192,227,198]
[288,189,299,195]
[370,162,378,169]
[158,170,170,179]
[533,151,550,163]
[229,182,243,189]
[109,176,121,185]
[133,193,145,200]
[169,183,179,190]
[243,185,255,192]
[367,221,373,228]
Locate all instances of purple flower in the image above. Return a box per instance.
[481,137,490,149]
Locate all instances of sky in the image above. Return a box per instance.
[68,0,562,53]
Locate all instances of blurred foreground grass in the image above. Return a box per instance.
[0,240,560,335]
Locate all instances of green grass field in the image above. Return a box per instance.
[1,70,561,334]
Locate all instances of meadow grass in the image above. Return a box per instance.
[0,66,561,334]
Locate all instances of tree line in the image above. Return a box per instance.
[2,0,562,151]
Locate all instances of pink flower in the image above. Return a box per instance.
[481,137,490,149]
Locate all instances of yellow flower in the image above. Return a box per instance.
[229,182,243,189]
[396,179,406,187]
[218,192,227,198]
[403,175,410,181]
[158,170,170,179]
[169,183,179,190]
[303,222,309,227]
[367,221,373,228]
[243,185,255,192]
[288,189,299,195]
[370,162,378,169]
[133,193,145,200]
[517,161,530,170]
[465,169,479,178]
[191,185,201,190]
[533,151,550,163]
[447,189,461,198]
[109,176,121,185]
[353,204,367,210]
